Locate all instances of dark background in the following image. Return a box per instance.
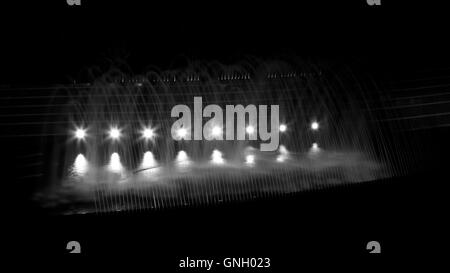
[1,0,449,83]
[1,0,448,269]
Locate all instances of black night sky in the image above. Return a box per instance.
[1,1,448,83]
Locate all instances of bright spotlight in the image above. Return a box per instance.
[245,154,255,165]
[211,149,224,164]
[277,145,289,162]
[142,127,155,140]
[73,154,88,175]
[109,127,121,139]
[309,142,321,155]
[109,152,123,172]
[176,150,190,165]
[246,126,255,134]
[141,151,156,168]
[279,145,289,155]
[276,155,285,162]
[279,124,287,132]
[75,128,86,140]
[211,126,222,137]
[311,121,319,130]
[177,128,188,139]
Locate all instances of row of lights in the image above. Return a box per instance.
[74,140,321,176]
[73,122,320,141]
[74,126,155,141]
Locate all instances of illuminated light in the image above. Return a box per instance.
[142,127,155,140]
[109,127,121,139]
[73,154,88,175]
[176,150,189,165]
[311,121,319,130]
[75,128,86,140]
[211,149,225,164]
[277,145,289,162]
[141,151,156,169]
[279,124,287,132]
[311,142,321,153]
[279,145,289,155]
[276,155,285,162]
[109,152,123,172]
[245,154,255,165]
[177,128,188,139]
[309,142,321,156]
[139,152,159,177]
[246,126,255,134]
[211,126,222,137]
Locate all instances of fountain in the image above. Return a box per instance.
[37,59,396,213]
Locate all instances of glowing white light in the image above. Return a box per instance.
[246,126,255,134]
[74,154,88,175]
[279,124,287,132]
[279,145,289,155]
[109,127,121,139]
[245,154,255,165]
[75,128,86,139]
[276,146,289,163]
[176,150,189,164]
[141,151,156,168]
[109,152,123,172]
[142,128,155,139]
[311,121,319,130]
[276,155,285,162]
[211,126,222,137]
[177,128,188,139]
[309,142,321,155]
[211,149,224,164]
